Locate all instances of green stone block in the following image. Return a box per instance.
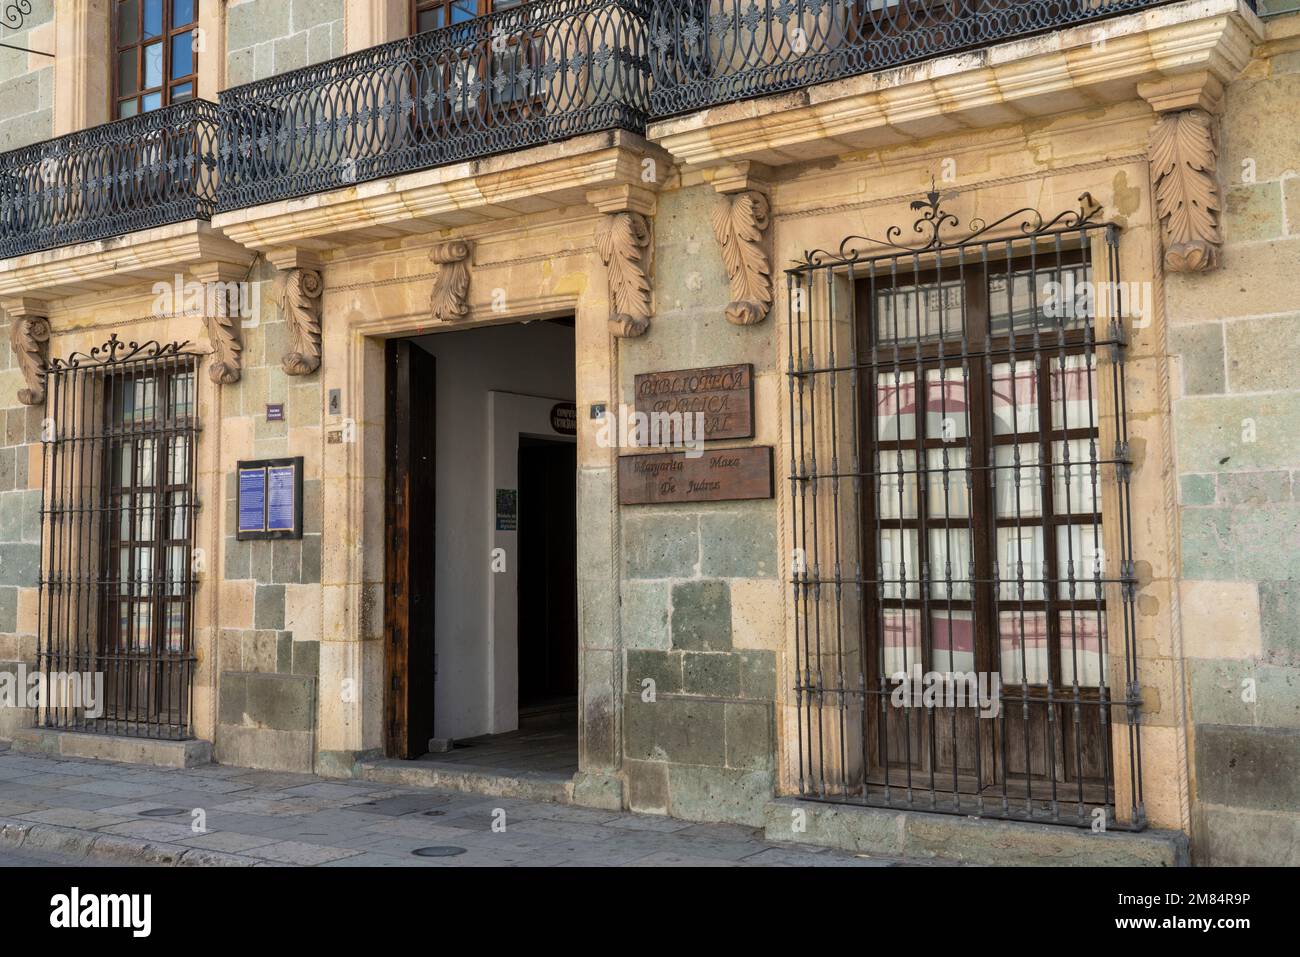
[272,539,302,584]
[300,534,322,584]
[302,479,322,535]
[739,650,777,700]
[0,585,17,633]
[623,512,698,579]
[1261,581,1300,661]
[681,652,741,697]
[725,701,774,770]
[291,639,320,677]
[224,536,251,580]
[1194,724,1300,812]
[623,693,726,766]
[625,649,682,696]
[255,584,286,630]
[1218,470,1292,506]
[666,765,774,826]
[1188,659,1255,726]
[1256,664,1300,729]
[1223,182,1284,243]
[0,543,37,587]
[243,672,316,732]
[1169,323,1225,396]
[1174,392,1300,474]
[621,580,671,650]
[1180,473,1216,506]
[227,0,291,53]
[218,671,248,726]
[1226,313,1300,393]
[671,580,732,651]
[1179,508,1234,581]
[699,505,778,579]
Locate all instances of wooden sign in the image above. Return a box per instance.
[619,446,773,505]
[634,363,753,442]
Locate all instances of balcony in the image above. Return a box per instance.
[217,0,653,212]
[0,100,219,260]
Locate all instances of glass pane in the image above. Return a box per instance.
[113,445,131,487]
[997,526,1045,601]
[875,371,915,441]
[171,32,194,79]
[1053,438,1100,514]
[1056,523,1105,602]
[167,435,189,485]
[118,98,140,118]
[135,491,155,539]
[169,370,195,415]
[418,9,442,32]
[118,547,133,593]
[144,41,163,88]
[878,528,918,600]
[925,366,969,440]
[991,360,1037,435]
[1060,610,1106,687]
[166,545,187,595]
[926,446,969,520]
[928,528,971,600]
[1000,612,1049,685]
[988,262,1092,334]
[165,602,186,653]
[117,0,140,45]
[133,604,153,653]
[169,491,190,539]
[118,48,139,96]
[143,0,163,38]
[932,611,975,675]
[118,494,133,539]
[1050,353,1098,431]
[170,81,193,101]
[135,438,156,484]
[874,279,963,344]
[993,443,1041,518]
[881,608,921,676]
[452,0,476,22]
[142,91,163,112]
[172,0,196,26]
[877,450,916,520]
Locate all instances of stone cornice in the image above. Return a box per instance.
[647,0,1262,170]
[213,131,672,253]
[0,220,254,303]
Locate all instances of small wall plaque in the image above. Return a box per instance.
[236,457,304,540]
[266,403,284,422]
[550,402,577,435]
[634,363,754,443]
[495,488,518,531]
[618,446,773,505]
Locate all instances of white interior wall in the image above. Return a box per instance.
[410,321,575,741]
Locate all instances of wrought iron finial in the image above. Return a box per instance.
[52,334,197,370]
[1,1,33,31]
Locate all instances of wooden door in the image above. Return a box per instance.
[384,339,437,758]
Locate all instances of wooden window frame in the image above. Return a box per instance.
[112,0,200,120]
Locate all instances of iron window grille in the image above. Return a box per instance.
[786,190,1143,829]
[36,335,201,740]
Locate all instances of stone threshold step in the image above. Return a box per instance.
[764,798,1188,866]
[0,816,257,867]
[9,728,213,770]
[356,758,575,805]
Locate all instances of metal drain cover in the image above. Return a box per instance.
[420,810,446,817]
[138,807,188,818]
[411,846,466,858]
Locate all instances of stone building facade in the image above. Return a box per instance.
[0,0,1297,866]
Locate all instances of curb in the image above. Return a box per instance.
[0,817,262,867]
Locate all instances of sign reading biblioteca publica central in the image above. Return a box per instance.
[634,363,754,441]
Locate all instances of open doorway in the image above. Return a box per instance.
[381,319,578,778]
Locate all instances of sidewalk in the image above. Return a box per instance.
[0,744,920,867]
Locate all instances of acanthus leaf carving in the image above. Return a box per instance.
[1149,108,1222,273]
[9,314,51,406]
[205,286,243,385]
[429,239,472,323]
[711,190,772,325]
[595,211,652,338]
[277,267,324,375]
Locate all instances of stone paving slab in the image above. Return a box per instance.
[0,748,933,868]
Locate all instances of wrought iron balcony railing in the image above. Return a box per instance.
[0,100,219,260]
[647,0,1185,117]
[218,0,652,212]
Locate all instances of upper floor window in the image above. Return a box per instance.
[411,0,526,34]
[114,0,199,118]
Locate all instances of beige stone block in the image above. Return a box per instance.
[285,583,322,645]
[1135,724,1187,831]
[1179,580,1262,659]
[218,579,255,632]
[731,578,786,651]
[16,587,38,636]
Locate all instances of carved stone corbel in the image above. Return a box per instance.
[5,300,51,406]
[269,249,324,376]
[430,239,472,323]
[192,262,250,385]
[712,190,772,326]
[589,185,657,339]
[595,212,653,338]
[1140,74,1224,273]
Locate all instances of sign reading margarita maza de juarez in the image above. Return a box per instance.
[634,363,753,442]
[619,446,773,505]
